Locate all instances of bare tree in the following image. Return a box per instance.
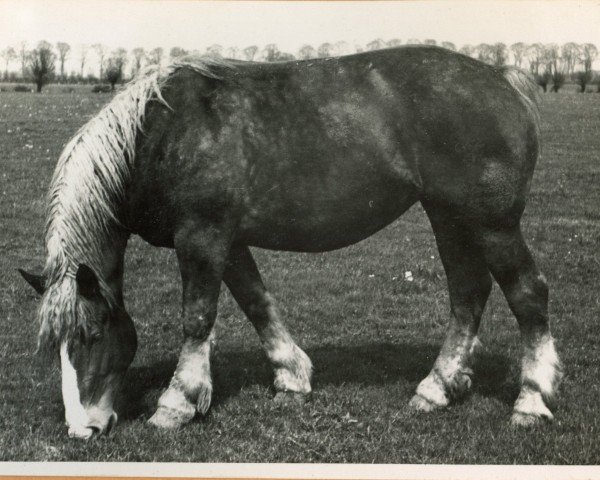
[1,46,16,79]
[147,47,163,66]
[205,44,223,59]
[333,41,351,56]
[387,39,402,48]
[459,45,474,57]
[510,42,528,68]
[317,43,333,58]
[105,48,127,90]
[131,47,145,75]
[579,43,598,75]
[573,43,598,93]
[406,39,421,45]
[243,45,258,61]
[550,70,566,93]
[92,44,107,80]
[561,42,580,74]
[490,43,507,66]
[56,42,70,79]
[114,48,128,67]
[536,71,552,93]
[527,43,545,75]
[278,52,295,61]
[28,41,56,92]
[537,44,565,92]
[574,70,592,93]
[105,63,121,90]
[19,41,28,77]
[544,44,561,73]
[441,41,456,51]
[366,39,385,51]
[423,39,437,46]
[298,45,316,60]
[475,44,493,64]
[79,44,89,78]
[475,43,507,66]
[262,44,280,61]
[225,47,241,60]
[169,46,188,61]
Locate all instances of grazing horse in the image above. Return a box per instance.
[20,46,562,439]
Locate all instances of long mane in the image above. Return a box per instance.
[38,57,230,346]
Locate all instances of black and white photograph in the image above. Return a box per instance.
[0,0,599,475]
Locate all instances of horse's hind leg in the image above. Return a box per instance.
[223,245,312,401]
[410,204,493,411]
[479,226,562,425]
[149,222,232,429]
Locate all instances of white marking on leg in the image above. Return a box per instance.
[434,354,462,383]
[151,334,214,428]
[521,335,561,400]
[175,332,214,399]
[156,332,215,419]
[415,372,449,407]
[270,340,312,394]
[60,343,93,438]
[259,298,312,394]
[157,386,196,417]
[150,384,196,429]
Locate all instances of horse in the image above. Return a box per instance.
[19,45,562,439]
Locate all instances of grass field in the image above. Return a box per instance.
[1,86,599,463]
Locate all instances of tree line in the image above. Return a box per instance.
[1,39,598,93]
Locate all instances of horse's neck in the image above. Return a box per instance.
[97,232,129,304]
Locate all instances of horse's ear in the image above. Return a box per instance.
[18,269,46,295]
[76,264,101,299]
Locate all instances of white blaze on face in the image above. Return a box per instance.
[60,343,93,438]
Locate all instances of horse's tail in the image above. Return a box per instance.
[501,66,541,131]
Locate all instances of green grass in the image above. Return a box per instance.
[1,87,599,463]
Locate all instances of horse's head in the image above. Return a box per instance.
[20,264,137,439]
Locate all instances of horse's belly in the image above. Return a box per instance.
[237,180,418,252]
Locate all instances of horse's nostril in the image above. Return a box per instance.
[105,413,117,434]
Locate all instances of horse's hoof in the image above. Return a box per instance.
[148,407,191,430]
[408,394,442,412]
[512,390,554,427]
[511,410,553,427]
[273,391,309,407]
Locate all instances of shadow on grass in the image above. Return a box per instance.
[118,342,514,421]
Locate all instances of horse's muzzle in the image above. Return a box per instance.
[68,411,117,439]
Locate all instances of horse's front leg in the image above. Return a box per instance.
[223,245,312,403]
[149,222,232,429]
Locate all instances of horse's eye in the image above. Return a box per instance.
[91,331,103,342]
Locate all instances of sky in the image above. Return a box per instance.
[1,0,599,75]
